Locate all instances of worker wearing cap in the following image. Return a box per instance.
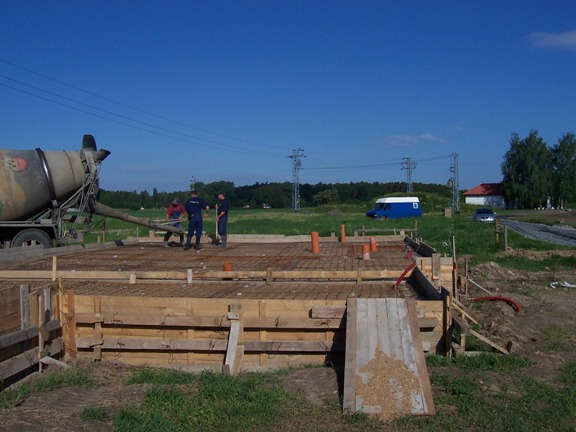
[163,198,186,248]
[184,190,209,251]
[216,191,230,248]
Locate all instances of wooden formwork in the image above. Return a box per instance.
[0,235,451,388]
[62,291,444,373]
[0,283,64,387]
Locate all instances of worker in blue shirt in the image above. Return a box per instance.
[216,191,230,247]
[184,190,209,251]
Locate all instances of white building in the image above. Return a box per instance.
[463,183,506,209]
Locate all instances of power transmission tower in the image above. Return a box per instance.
[450,152,460,212]
[190,176,195,190]
[401,157,417,193]
[288,148,305,211]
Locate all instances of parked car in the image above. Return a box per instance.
[473,208,496,223]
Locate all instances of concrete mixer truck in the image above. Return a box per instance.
[0,134,184,248]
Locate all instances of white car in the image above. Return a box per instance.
[473,208,496,223]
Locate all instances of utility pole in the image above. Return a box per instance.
[288,148,305,211]
[401,157,417,193]
[190,176,195,190]
[450,152,460,212]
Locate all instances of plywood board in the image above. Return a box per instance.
[343,298,435,419]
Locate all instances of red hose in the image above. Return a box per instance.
[469,296,522,313]
[394,261,416,289]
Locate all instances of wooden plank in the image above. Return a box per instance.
[67,289,77,358]
[344,298,435,419]
[258,300,268,368]
[0,338,63,379]
[0,269,404,282]
[75,337,345,353]
[375,298,391,357]
[310,305,346,319]
[0,320,60,349]
[469,329,509,355]
[406,300,435,414]
[223,320,241,375]
[74,312,347,330]
[342,298,357,413]
[451,313,470,336]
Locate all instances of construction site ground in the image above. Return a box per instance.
[1,237,576,431]
[0,239,419,300]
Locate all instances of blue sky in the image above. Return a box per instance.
[1,1,575,193]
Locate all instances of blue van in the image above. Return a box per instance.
[365,197,422,219]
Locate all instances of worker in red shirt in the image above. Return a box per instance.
[163,197,186,247]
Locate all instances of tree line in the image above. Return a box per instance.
[99,181,451,210]
[501,130,576,209]
[98,130,575,211]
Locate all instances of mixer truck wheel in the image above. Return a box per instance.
[11,229,54,248]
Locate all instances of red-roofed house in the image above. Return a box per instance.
[463,183,505,208]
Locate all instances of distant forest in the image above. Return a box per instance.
[99,181,453,210]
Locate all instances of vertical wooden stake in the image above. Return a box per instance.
[38,294,44,373]
[52,256,57,282]
[20,284,31,330]
[67,289,77,360]
[258,300,268,367]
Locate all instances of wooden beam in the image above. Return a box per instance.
[0,269,404,282]
[342,298,357,413]
[75,337,344,353]
[74,312,347,330]
[20,284,30,329]
[223,320,241,375]
[0,320,61,349]
[311,305,346,319]
[451,313,470,336]
[469,329,509,355]
[0,338,63,379]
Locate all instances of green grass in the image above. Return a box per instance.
[114,370,293,432]
[80,406,108,421]
[426,352,530,370]
[542,324,576,352]
[0,367,96,409]
[3,360,575,431]
[398,360,576,432]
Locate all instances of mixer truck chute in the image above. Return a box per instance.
[0,135,184,249]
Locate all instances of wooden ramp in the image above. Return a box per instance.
[343,298,435,419]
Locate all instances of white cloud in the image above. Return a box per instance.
[528,28,576,51]
[384,133,447,147]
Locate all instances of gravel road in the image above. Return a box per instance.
[500,219,576,247]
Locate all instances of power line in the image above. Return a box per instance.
[302,154,451,171]
[0,73,283,157]
[0,58,287,152]
[0,81,282,157]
